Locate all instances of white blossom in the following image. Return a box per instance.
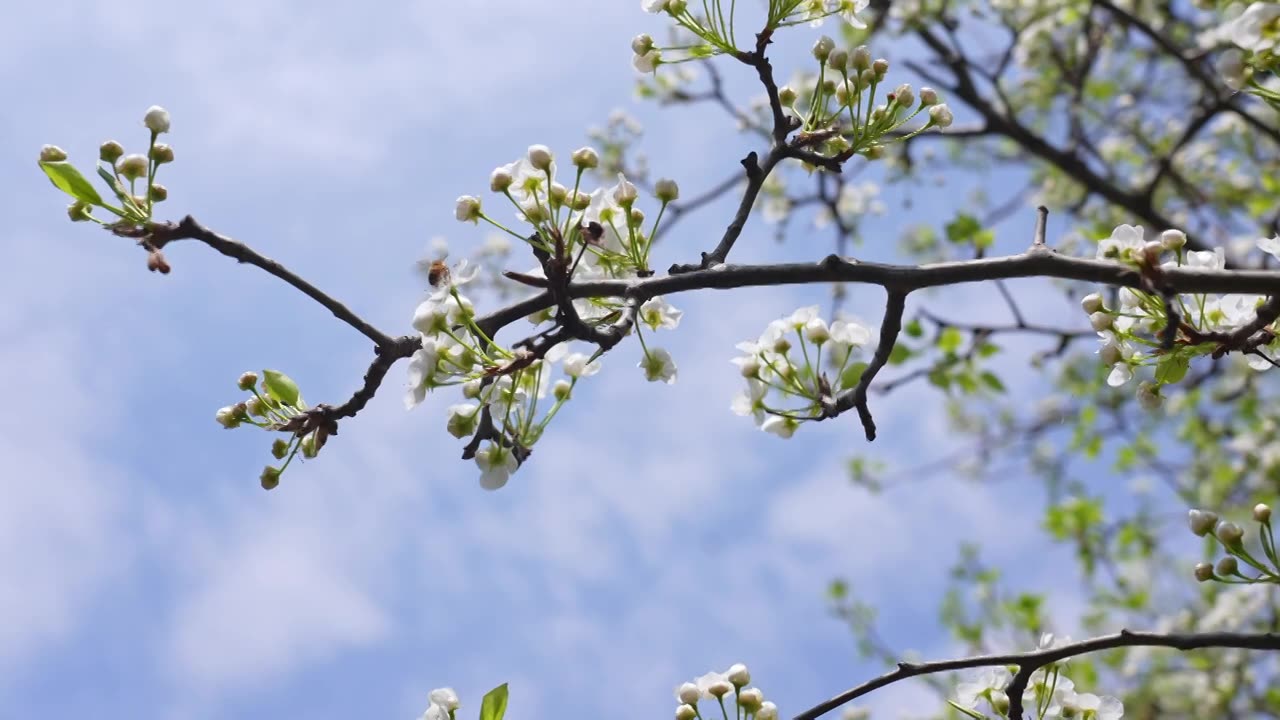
[475,443,518,490]
[640,347,677,383]
[641,297,683,330]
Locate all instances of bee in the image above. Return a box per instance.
[422,259,450,288]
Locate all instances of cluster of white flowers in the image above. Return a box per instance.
[952,637,1124,719]
[1085,224,1280,409]
[1213,3,1280,89]
[732,306,871,437]
[1188,504,1280,585]
[39,105,175,229]
[672,663,778,720]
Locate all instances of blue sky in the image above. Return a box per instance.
[1,2,1117,719]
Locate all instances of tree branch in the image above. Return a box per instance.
[792,629,1280,720]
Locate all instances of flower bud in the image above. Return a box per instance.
[463,379,483,399]
[147,251,171,274]
[455,195,482,223]
[851,46,871,70]
[1081,293,1104,314]
[149,184,168,202]
[989,691,1010,715]
[1089,311,1114,332]
[727,663,750,687]
[1254,503,1272,523]
[1216,521,1245,548]
[1193,562,1214,582]
[739,357,760,378]
[572,146,599,169]
[39,145,68,162]
[143,105,171,134]
[300,433,318,458]
[553,379,572,401]
[571,191,591,210]
[117,154,149,181]
[522,203,547,224]
[67,201,91,222]
[1215,556,1239,577]
[260,465,281,490]
[527,144,554,171]
[757,702,778,720]
[1188,509,1219,537]
[1142,240,1164,264]
[804,318,830,344]
[778,86,797,105]
[215,405,242,429]
[238,371,260,391]
[827,49,848,70]
[549,182,568,205]
[708,681,733,699]
[676,705,697,720]
[863,144,885,160]
[1136,381,1162,412]
[99,140,125,163]
[859,69,876,88]
[631,33,654,54]
[150,143,174,164]
[668,0,687,12]
[919,87,938,106]
[655,178,680,203]
[677,683,700,705]
[812,35,834,62]
[613,174,639,205]
[1161,229,1187,251]
[629,207,645,226]
[738,688,763,712]
[490,167,514,192]
[872,58,888,77]
[928,104,954,128]
[893,83,914,108]
[246,396,267,417]
[271,438,290,459]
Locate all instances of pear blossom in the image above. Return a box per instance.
[675,682,700,705]
[429,688,460,712]
[640,297,683,330]
[835,0,870,28]
[634,48,662,73]
[475,443,518,490]
[562,352,602,378]
[643,0,669,12]
[1258,235,1280,260]
[143,105,171,134]
[1097,224,1145,261]
[955,666,1012,708]
[1226,2,1280,52]
[761,414,799,438]
[455,195,482,223]
[446,403,480,438]
[640,347,677,383]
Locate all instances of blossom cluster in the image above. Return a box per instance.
[951,636,1124,719]
[1084,224,1280,410]
[732,306,871,437]
[672,663,779,720]
[213,370,315,490]
[1188,503,1280,584]
[39,105,174,232]
[635,0,870,71]
[1213,2,1280,95]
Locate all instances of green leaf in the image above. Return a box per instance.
[904,319,924,338]
[979,371,1006,393]
[840,361,869,390]
[1155,353,1189,385]
[40,161,105,206]
[945,213,982,244]
[262,369,301,407]
[937,327,964,354]
[480,684,509,720]
[888,345,912,365]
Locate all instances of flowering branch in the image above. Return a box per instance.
[793,630,1280,720]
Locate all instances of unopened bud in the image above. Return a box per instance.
[39,145,68,162]
[1099,342,1123,366]
[872,58,888,77]
[300,433,318,458]
[727,663,750,687]
[117,154,149,181]
[143,105,171,134]
[851,46,871,70]
[708,681,733,699]
[1215,556,1239,576]
[738,688,763,712]
[215,405,242,429]
[67,201,91,222]
[676,705,697,720]
[99,141,125,163]
[631,33,654,55]
[260,465,281,490]
[893,83,914,108]
[677,683,700,705]
[571,146,599,169]
[455,195,482,223]
[928,104,954,128]
[1255,503,1272,523]
[655,178,680,203]
[812,35,834,62]
[1216,521,1245,548]
[150,143,174,164]
[1142,240,1164,264]
[238,371,260,391]
[553,379,572,401]
[989,691,1010,715]
[490,167,514,192]
[778,86,797,105]
[1081,293,1104,314]
[549,182,568,205]
[149,184,168,202]
[863,144,885,160]
[758,702,778,720]
[1193,562,1214,582]
[271,438,290,459]
[827,49,848,70]
[1089,311,1114,332]
[527,144,554,171]
[1161,229,1187,251]
[919,87,939,106]
[1188,509,1219,537]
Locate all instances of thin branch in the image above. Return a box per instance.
[131,215,395,348]
[792,629,1280,720]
